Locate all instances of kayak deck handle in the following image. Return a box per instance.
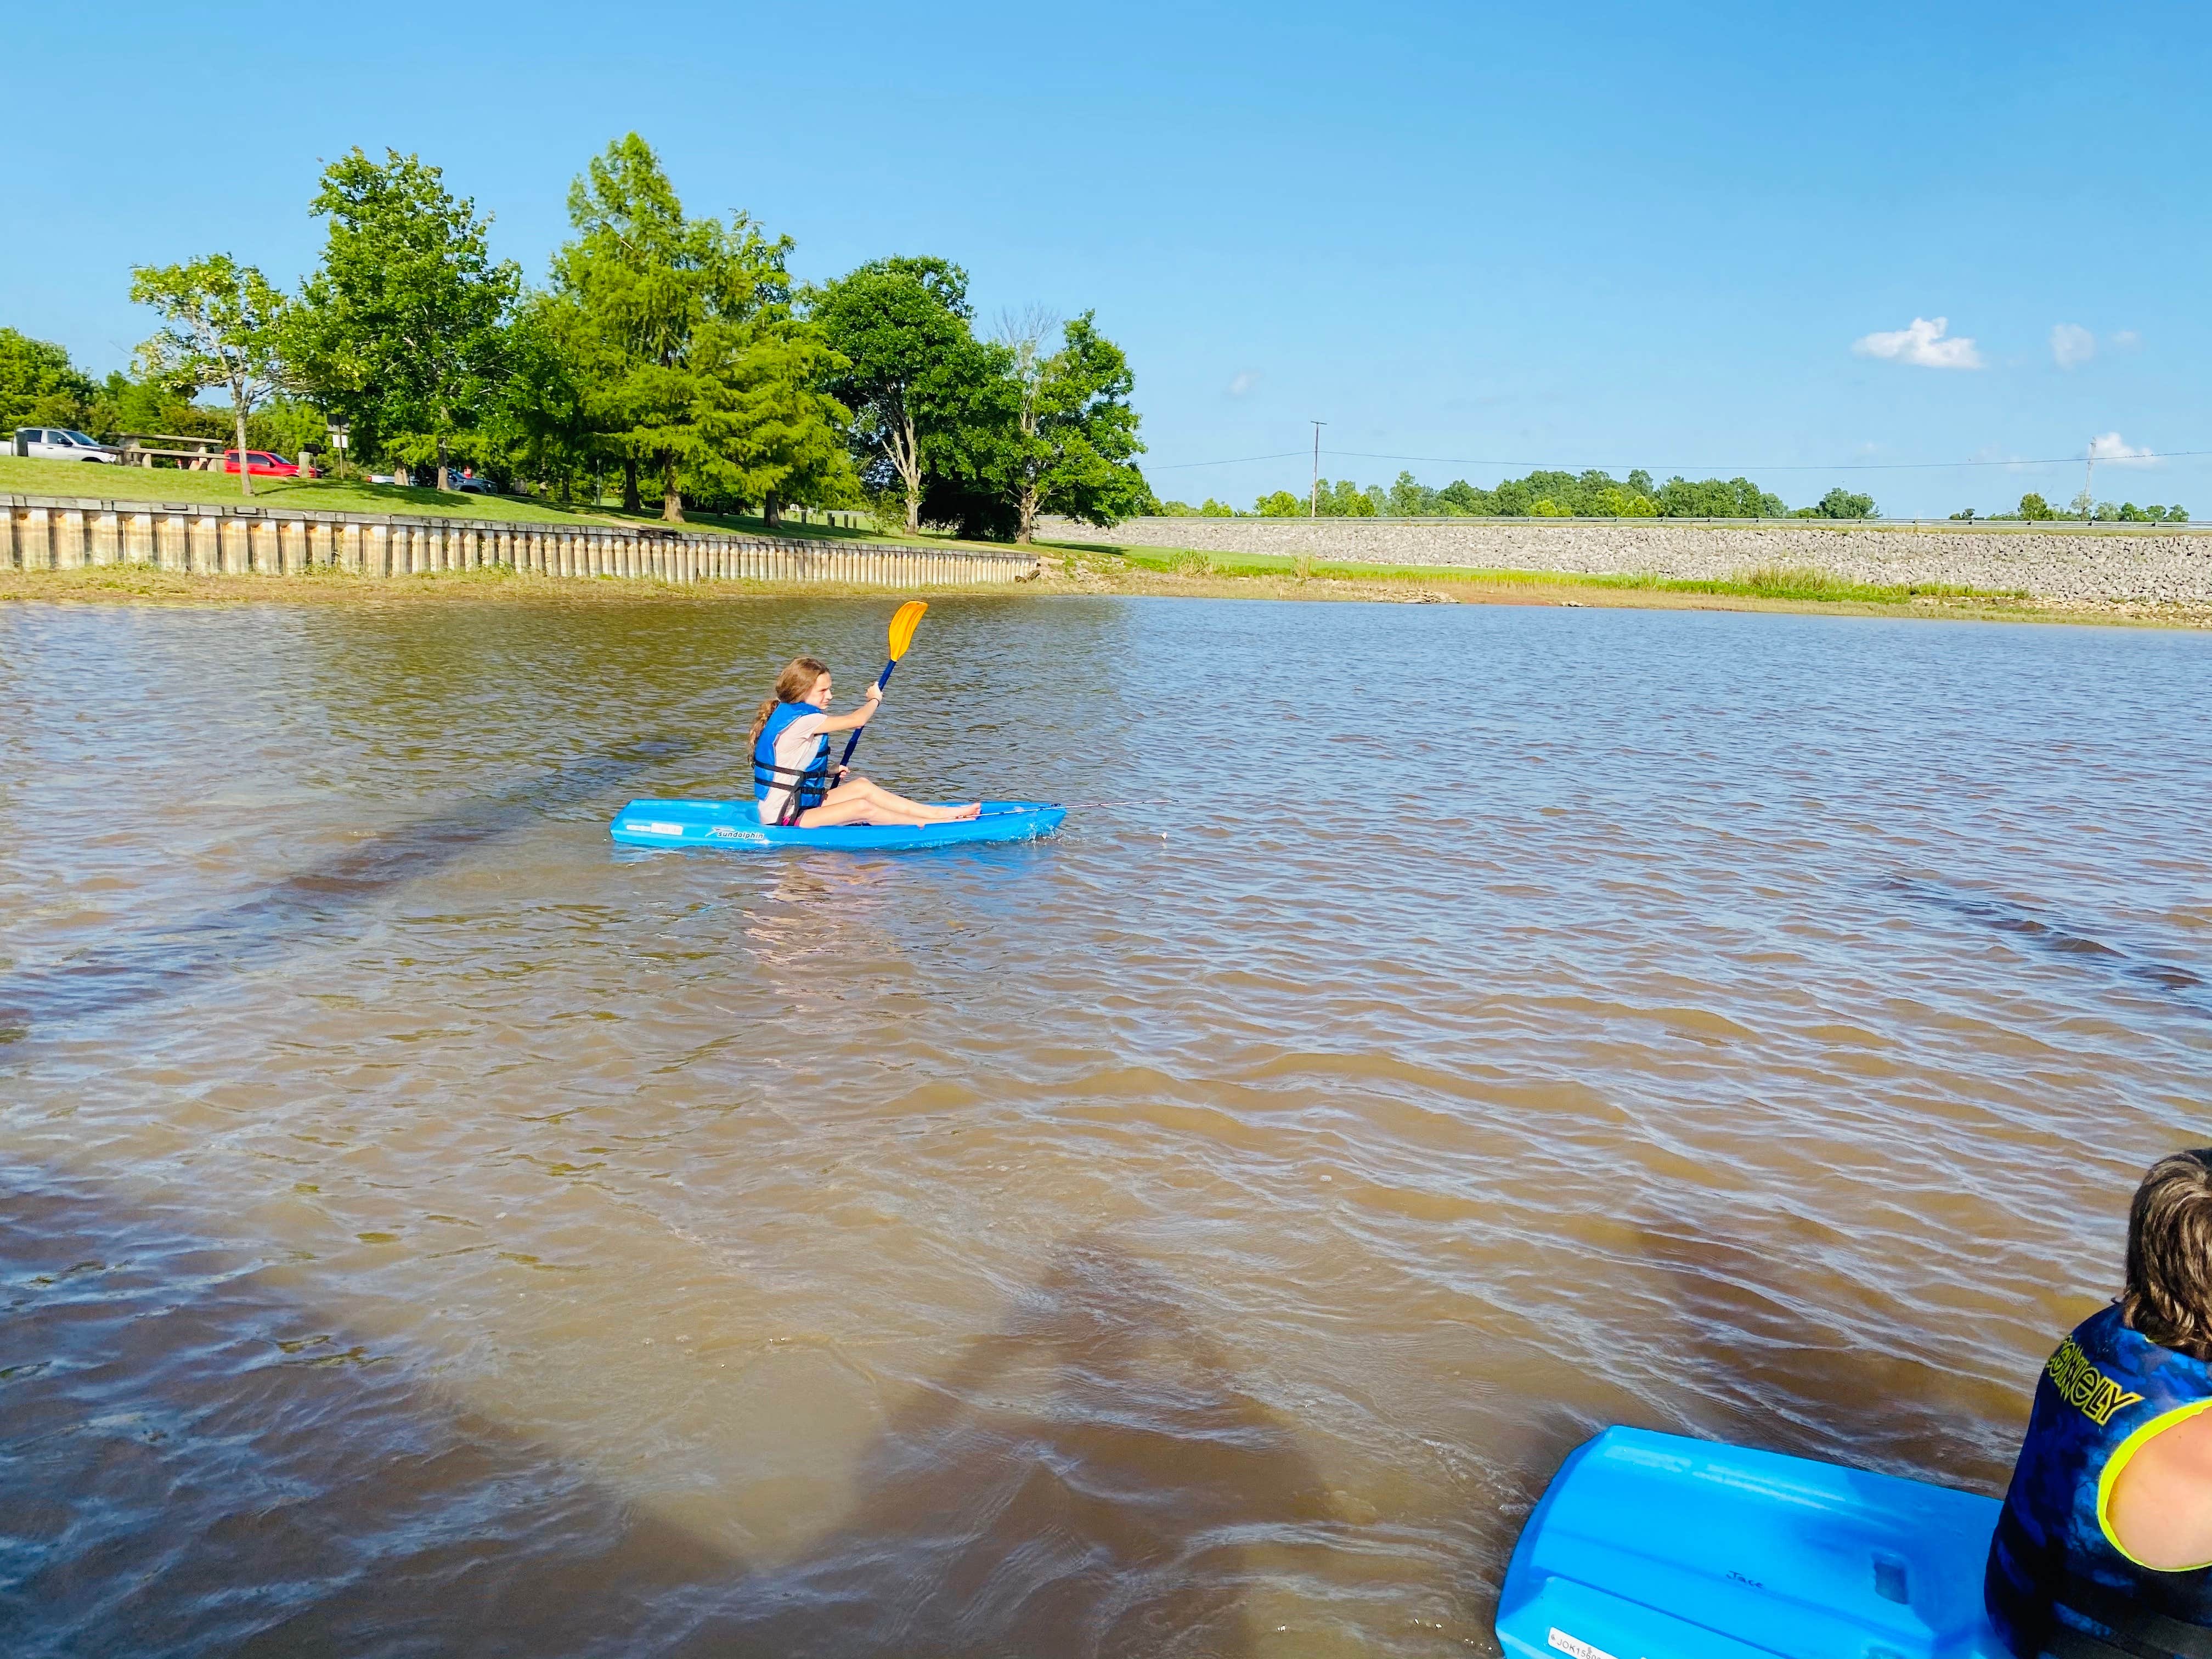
[1873,1553,1911,1605]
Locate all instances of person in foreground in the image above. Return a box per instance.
[1987,1148,2212,1659]
[749,655,979,828]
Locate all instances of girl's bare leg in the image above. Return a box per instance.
[794,794,935,828]
[795,777,980,828]
[832,777,980,822]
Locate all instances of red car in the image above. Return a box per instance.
[222,449,313,478]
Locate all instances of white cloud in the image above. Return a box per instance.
[1226,370,1260,397]
[1851,316,1984,369]
[2087,432,2159,466]
[2050,323,2095,369]
[2112,330,2141,350]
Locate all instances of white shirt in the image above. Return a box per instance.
[759,710,830,823]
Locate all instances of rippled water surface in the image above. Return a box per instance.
[3,595,2209,1656]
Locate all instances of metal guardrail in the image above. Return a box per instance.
[3,494,1041,585]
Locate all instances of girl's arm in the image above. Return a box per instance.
[817,685,883,734]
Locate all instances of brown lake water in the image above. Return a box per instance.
[2,595,2209,1657]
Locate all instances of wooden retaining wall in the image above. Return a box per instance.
[2,495,1040,587]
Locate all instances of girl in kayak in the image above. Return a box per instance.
[749,656,980,828]
[1984,1147,2212,1659]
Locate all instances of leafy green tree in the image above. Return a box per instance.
[1314,478,1378,517]
[0,328,97,431]
[291,148,519,492]
[129,253,291,496]
[1003,312,1148,540]
[481,294,593,500]
[811,256,996,533]
[1198,498,1237,517]
[1260,466,1808,520]
[1386,471,1434,516]
[2017,492,2056,520]
[1812,486,1876,518]
[918,336,1024,535]
[1255,489,1306,516]
[1589,485,1659,517]
[92,368,189,437]
[1655,475,1787,518]
[548,134,835,524]
[689,313,854,524]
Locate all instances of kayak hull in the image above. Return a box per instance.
[610,798,1066,852]
[1497,1427,2008,1659]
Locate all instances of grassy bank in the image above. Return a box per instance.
[1046,539,2024,606]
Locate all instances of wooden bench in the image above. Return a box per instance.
[117,433,229,470]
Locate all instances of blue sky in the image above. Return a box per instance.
[6,0,2206,516]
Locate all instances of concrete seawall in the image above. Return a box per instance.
[1051,517,2212,604]
[5,494,1040,587]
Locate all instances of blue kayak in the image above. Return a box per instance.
[610,798,1067,852]
[1498,1427,2007,1659]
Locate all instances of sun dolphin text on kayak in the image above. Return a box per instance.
[610,601,1068,853]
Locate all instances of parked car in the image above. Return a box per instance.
[453,471,496,494]
[222,449,308,477]
[13,427,120,462]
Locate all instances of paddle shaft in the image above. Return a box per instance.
[837,659,898,771]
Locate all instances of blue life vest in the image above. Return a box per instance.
[753,701,831,823]
[1986,1303,2212,1659]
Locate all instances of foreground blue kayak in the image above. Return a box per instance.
[610,798,1067,852]
[1498,1427,2007,1659]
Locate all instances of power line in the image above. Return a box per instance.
[1149,449,1308,470]
[1150,445,2212,475]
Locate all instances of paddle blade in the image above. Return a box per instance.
[888,601,928,661]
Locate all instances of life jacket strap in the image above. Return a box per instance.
[752,755,833,826]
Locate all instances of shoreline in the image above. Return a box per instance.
[1,560,2207,630]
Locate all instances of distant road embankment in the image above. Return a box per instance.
[1050,517,2212,605]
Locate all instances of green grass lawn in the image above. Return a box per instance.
[0,454,639,526]
[0,456,1021,551]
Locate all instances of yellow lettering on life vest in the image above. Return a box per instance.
[2045,1338,2146,1427]
[2090,1379,2146,1426]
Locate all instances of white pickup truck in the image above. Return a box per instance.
[9,427,121,462]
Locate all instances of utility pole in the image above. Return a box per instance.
[1310,420,1326,519]
[2083,438,2097,522]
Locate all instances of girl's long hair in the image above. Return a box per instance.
[2123,1148,2212,1360]
[748,657,831,751]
